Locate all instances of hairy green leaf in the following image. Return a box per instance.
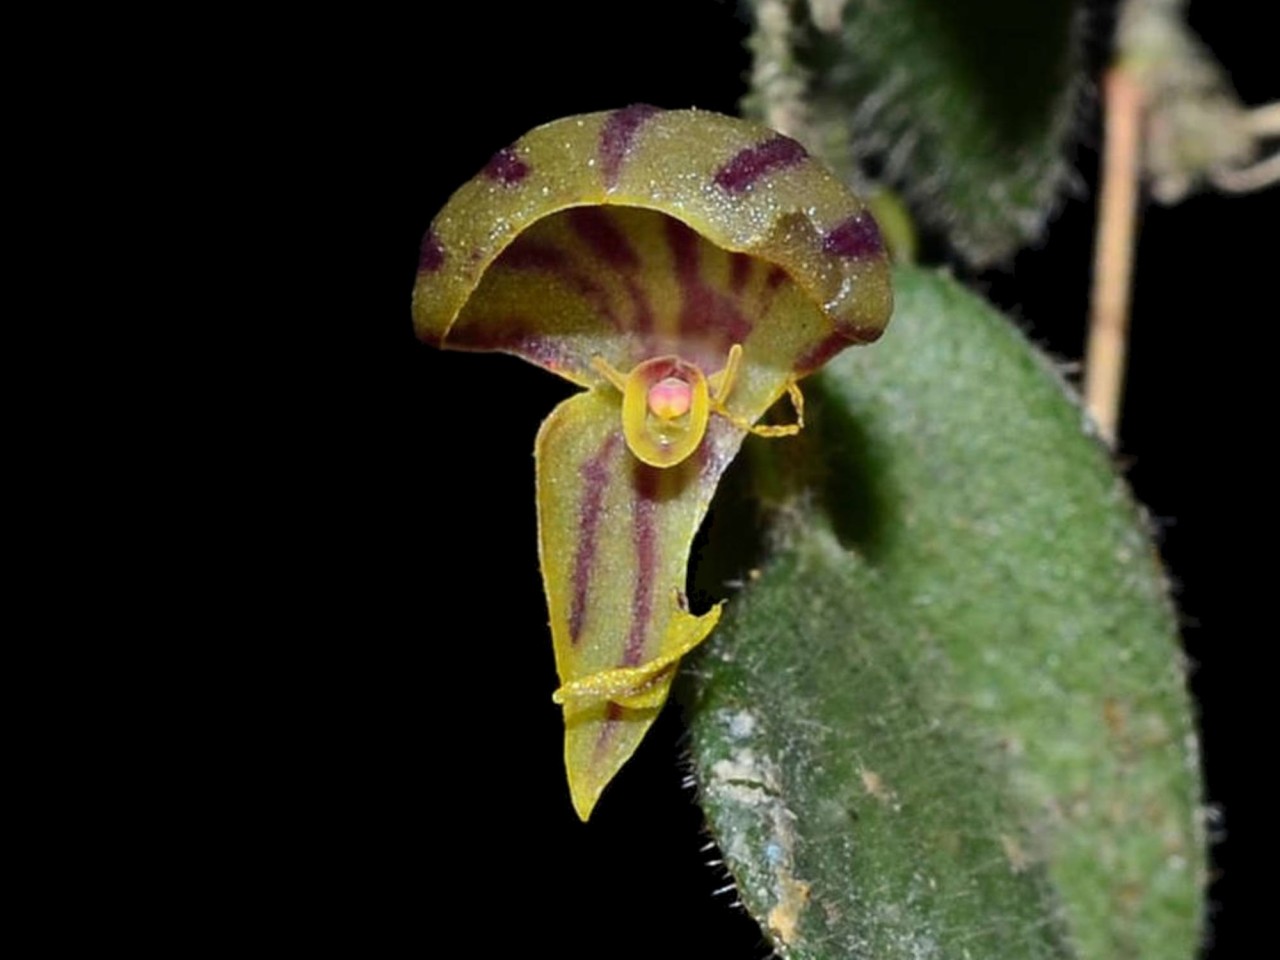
[683,266,1205,958]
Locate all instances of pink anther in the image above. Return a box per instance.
[647,376,693,420]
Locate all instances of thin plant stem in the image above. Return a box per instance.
[1085,67,1144,447]
[1246,101,1280,138]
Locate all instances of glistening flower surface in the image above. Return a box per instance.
[413,107,892,820]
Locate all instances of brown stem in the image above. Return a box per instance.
[1085,68,1145,447]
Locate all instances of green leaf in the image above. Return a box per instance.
[744,0,1085,266]
[683,266,1205,958]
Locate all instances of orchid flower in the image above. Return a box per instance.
[413,106,892,819]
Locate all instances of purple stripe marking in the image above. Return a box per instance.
[592,701,626,760]
[569,434,621,646]
[795,332,851,375]
[418,229,445,273]
[713,135,808,193]
[794,321,883,374]
[729,252,753,296]
[498,239,622,330]
[483,147,529,185]
[620,275,655,335]
[568,207,638,270]
[599,104,661,189]
[499,241,568,272]
[823,212,884,259]
[568,208,653,334]
[696,426,718,482]
[446,317,574,371]
[666,217,700,285]
[665,218,751,347]
[624,464,661,666]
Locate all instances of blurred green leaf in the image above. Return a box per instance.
[745,0,1085,266]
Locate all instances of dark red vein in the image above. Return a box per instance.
[625,463,661,666]
[729,251,753,296]
[592,701,626,761]
[568,207,639,269]
[568,207,653,334]
[498,239,623,330]
[665,217,751,347]
[794,331,851,375]
[569,433,621,645]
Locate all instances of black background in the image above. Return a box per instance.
[276,2,1274,955]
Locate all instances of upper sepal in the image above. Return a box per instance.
[413,107,893,392]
